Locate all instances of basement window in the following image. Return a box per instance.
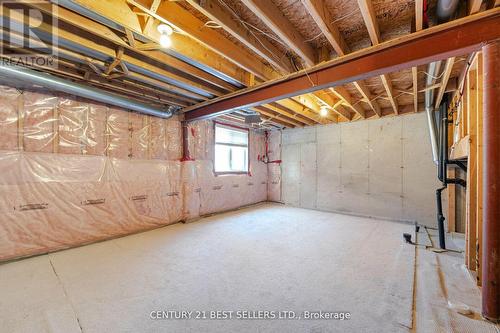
[214,123,249,174]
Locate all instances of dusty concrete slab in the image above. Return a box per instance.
[0,204,416,332]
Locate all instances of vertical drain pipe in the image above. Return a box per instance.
[427,0,460,249]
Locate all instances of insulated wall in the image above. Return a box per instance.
[0,85,267,261]
[281,113,441,227]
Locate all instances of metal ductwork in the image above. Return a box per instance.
[0,64,174,119]
[425,0,460,164]
[425,61,442,164]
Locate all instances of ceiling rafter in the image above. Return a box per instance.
[312,91,352,121]
[31,2,236,94]
[330,87,366,119]
[4,7,218,102]
[184,0,294,74]
[65,0,248,85]
[300,0,380,119]
[253,106,304,127]
[357,0,399,115]
[413,0,423,113]
[259,103,314,126]
[126,0,279,81]
[434,57,456,109]
[352,81,381,117]
[300,0,349,56]
[240,0,317,67]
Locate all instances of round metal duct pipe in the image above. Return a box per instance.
[0,64,173,119]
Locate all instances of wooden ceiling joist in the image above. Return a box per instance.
[380,74,399,114]
[240,0,317,67]
[357,0,399,115]
[330,87,366,119]
[5,9,221,105]
[64,0,248,86]
[435,57,456,109]
[352,81,381,117]
[182,9,500,120]
[312,91,352,121]
[184,0,294,74]
[259,103,314,126]
[412,67,419,113]
[126,0,278,81]
[300,0,349,56]
[253,106,303,127]
[273,100,324,125]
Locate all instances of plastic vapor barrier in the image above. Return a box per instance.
[0,85,268,261]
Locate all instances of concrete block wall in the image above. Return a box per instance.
[281,113,442,227]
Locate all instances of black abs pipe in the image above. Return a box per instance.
[435,96,467,249]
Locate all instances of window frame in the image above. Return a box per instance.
[213,122,250,175]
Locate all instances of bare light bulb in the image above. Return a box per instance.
[320,107,328,117]
[157,24,173,35]
[159,34,172,48]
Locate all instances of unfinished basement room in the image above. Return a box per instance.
[1,0,500,332]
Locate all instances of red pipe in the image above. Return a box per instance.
[181,121,194,161]
[482,40,500,323]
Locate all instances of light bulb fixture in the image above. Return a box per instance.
[159,34,172,48]
[157,24,173,35]
[320,107,328,117]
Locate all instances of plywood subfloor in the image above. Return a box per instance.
[0,203,416,332]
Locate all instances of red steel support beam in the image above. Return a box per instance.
[482,40,500,323]
[184,9,500,121]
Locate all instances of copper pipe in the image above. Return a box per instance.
[482,40,500,323]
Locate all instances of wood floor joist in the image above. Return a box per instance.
[183,9,500,120]
[64,0,248,86]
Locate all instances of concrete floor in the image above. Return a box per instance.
[1,203,494,333]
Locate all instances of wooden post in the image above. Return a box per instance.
[466,65,478,271]
[476,52,484,286]
[482,40,500,323]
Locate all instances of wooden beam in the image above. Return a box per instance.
[183,9,500,120]
[435,57,456,109]
[312,91,352,121]
[273,100,324,125]
[253,107,297,127]
[357,0,398,115]
[260,103,314,126]
[380,74,398,114]
[469,0,483,14]
[300,0,349,56]
[476,52,483,285]
[4,7,219,101]
[240,0,316,66]
[143,0,162,34]
[292,94,336,123]
[330,87,366,118]
[412,67,419,112]
[357,0,381,45]
[185,0,293,73]
[32,2,237,93]
[415,0,424,31]
[352,81,381,117]
[67,0,247,85]
[253,106,302,127]
[466,68,478,271]
[126,0,278,80]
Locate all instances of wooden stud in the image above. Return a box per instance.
[466,66,478,271]
[476,52,483,285]
[412,67,419,113]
